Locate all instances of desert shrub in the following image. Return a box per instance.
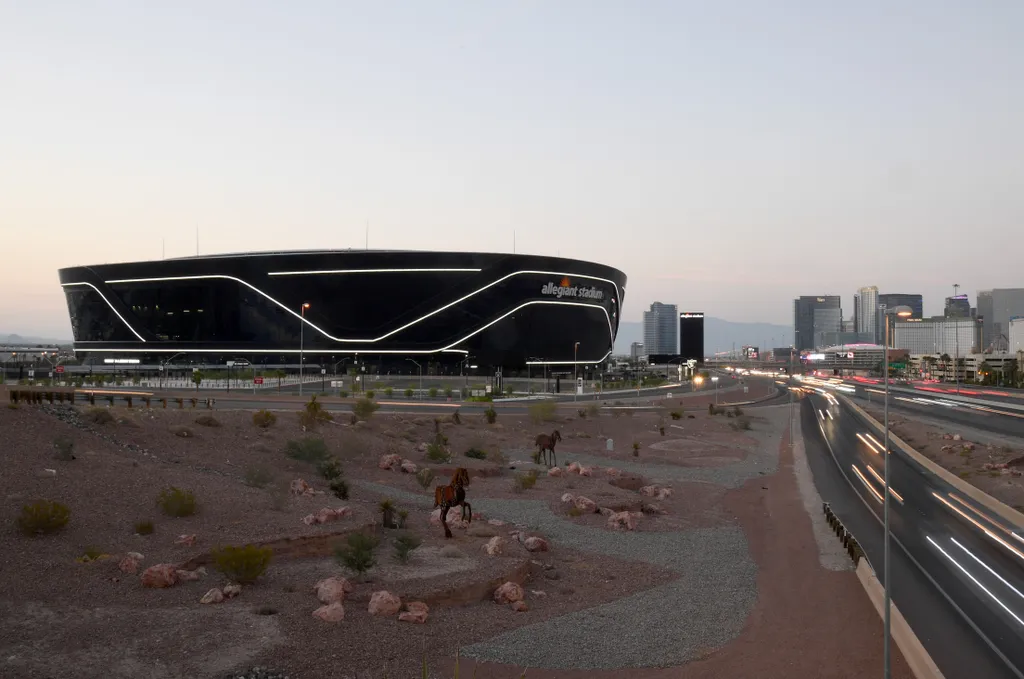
[659,425,666,436]
[444,386,453,398]
[157,487,197,517]
[732,416,752,431]
[299,395,332,428]
[567,505,584,517]
[134,520,155,535]
[733,406,744,416]
[285,437,330,463]
[81,546,107,561]
[428,387,438,398]
[513,470,538,492]
[170,425,195,438]
[726,410,734,418]
[330,477,350,500]
[384,387,393,397]
[317,456,343,481]
[352,397,380,421]
[632,442,640,457]
[708,403,715,415]
[335,532,379,576]
[397,509,408,529]
[484,407,497,424]
[426,443,451,463]
[53,435,75,461]
[670,411,682,420]
[244,465,275,489]
[211,544,272,584]
[364,390,374,399]
[464,447,487,460]
[404,388,414,398]
[339,389,349,398]
[195,414,221,427]
[84,407,115,426]
[586,403,600,418]
[451,409,461,424]
[17,500,70,536]
[528,400,557,424]
[393,533,421,564]
[252,409,277,428]
[415,468,435,490]
[380,499,397,528]
[577,409,587,419]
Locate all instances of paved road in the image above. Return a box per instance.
[803,392,1024,678]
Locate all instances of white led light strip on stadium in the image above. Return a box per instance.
[98,269,621,344]
[60,282,615,359]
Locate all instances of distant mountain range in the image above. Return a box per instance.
[0,333,72,346]
[613,319,792,357]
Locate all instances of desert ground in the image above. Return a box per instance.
[1,387,909,678]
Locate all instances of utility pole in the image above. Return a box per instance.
[953,283,961,394]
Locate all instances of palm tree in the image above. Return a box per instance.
[274,369,287,392]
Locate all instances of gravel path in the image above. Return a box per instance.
[351,417,788,670]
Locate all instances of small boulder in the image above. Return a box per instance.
[400,460,418,474]
[290,478,317,496]
[200,588,224,604]
[222,583,242,599]
[398,601,429,623]
[467,524,497,538]
[312,602,345,623]
[567,462,581,474]
[118,553,143,574]
[579,466,593,477]
[175,534,197,547]
[378,454,402,470]
[509,530,526,543]
[953,434,962,441]
[605,467,622,478]
[368,591,402,616]
[314,576,353,604]
[175,567,205,582]
[511,600,529,612]
[608,511,637,531]
[301,514,318,526]
[560,493,575,504]
[493,582,524,604]
[416,442,429,452]
[524,537,549,552]
[141,564,178,588]
[483,536,506,556]
[487,518,507,527]
[548,466,563,477]
[573,496,597,514]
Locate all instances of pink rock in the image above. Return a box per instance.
[199,588,224,604]
[290,478,314,496]
[573,496,597,514]
[175,567,205,582]
[524,537,549,552]
[953,434,963,441]
[598,507,614,517]
[548,466,563,477]
[118,554,142,575]
[314,576,353,604]
[313,602,345,623]
[141,564,178,588]
[368,590,402,616]
[398,601,429,623]
[607,511,637,531]
[222,583,242,599]
[511,600,529,612]
[560,493,575,504]
[175,534,197,547]
[656,488,672,500]
[567,462,581,474]
[400,460,418,474]
[487,518,507,527]
[483,536,506,556]
[643,503,667,515]
[509,530,526,543]
[579,466,593,477]
[431,507,468,528]
[315,507,351,524]
[639,485,658,497]
[378,454,402,470]
[493,581,524,604]
[301,513,318,526]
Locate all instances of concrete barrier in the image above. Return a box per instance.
[856,558,945,679]
[839,394,1024,529]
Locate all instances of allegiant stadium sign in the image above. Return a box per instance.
[540,280,605,301]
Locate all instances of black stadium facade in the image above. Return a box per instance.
[58,250,627,369]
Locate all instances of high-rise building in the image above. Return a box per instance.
[978,290,993,349]
[990,289,1024,351]
[679,312,705,362]
[629,342,645,362]
[945,295,971,318]
[793,296,842,351]
[878,294,923,320]
[893,317,982,355]
[642,302,678,356]
[855,286,879,341]
[1009,318,1024,354]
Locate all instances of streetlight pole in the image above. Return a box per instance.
[406,358,422,399]
[573,341,580,402]
[953,283,961,394]
[299,303,310,398]
[712,375,719,404]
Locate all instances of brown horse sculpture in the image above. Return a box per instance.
[434,467,471,538]
[534,430,562,467]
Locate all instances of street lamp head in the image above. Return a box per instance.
[302,302,311,309]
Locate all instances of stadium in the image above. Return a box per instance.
[58,250,627,370]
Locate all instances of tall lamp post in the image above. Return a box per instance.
[953,283,961,394]
[573,341,580,402]
[299,302,310,397]
[406,358,422,399]
[711,375,719,404]
[882,303,913,679]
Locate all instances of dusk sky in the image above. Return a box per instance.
[2,1,1022,339]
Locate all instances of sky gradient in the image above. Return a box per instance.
[2,1,1022,339]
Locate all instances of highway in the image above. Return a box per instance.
[802,390,1024,678]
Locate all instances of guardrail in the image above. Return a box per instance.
[823,502,864,565]
[7,388,216,410]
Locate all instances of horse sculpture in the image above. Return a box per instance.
[434,467,472,539]
[534,429,562,467]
